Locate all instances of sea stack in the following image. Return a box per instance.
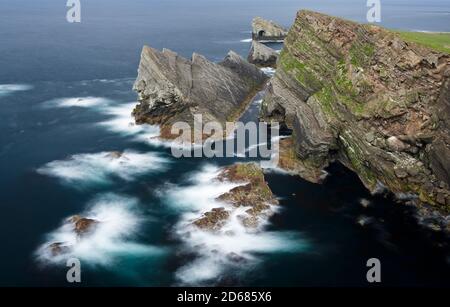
[132,46,267,139]
[248,40,279,68]
[252,17,288,42]
[261,10,450,218]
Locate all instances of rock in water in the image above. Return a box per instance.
[191,163,278,231]
[260,10,450,216]
[248,41,279,68]
[68,215,99,236]
[132,46,267,139]
[48,242,71,257]
[252,17,288,42]
[193,208,230,231]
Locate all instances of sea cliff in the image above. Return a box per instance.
[261,10,450,217]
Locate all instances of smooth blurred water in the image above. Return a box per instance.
[0,0,449,286]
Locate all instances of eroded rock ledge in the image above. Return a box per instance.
[260,10,450,216]
[133,46,267,139]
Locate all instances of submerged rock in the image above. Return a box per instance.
[260,10,450,218]
[248,41,279,68]
[133,46,267,140]
[105,151,123,159]
[48,242,71,257]
[252,17,288,42]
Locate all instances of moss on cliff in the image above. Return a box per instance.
[279,49,322,92]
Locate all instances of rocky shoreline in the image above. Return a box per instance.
[130,10,450,233]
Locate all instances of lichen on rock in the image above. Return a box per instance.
[260,10,450,217]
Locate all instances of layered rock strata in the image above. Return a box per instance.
[260,10,450,216]
[248,40,279,68]
[133,46,267,140]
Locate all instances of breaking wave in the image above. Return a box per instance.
[44,96,112,108]
[37,150,168,187]
[35,194,166,266]
[164,164,308,285]
[260,67,276,77]
[240,38,252,42]
[0,84,33,97]
[97,102,160,141]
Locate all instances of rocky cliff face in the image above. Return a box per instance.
[133,46,267,138]
[261,10,450,215]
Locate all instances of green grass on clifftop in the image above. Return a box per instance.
[396,31,450,54]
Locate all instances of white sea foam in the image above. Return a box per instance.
[97,102,160,140]
[37,150,168,186]
[240,38,253,43]
[260,67,276,77]
[35,194,165,266]
[45,96,111,108]
[0,84,33,97]
[165,164,308,285]
[42,96,163,143]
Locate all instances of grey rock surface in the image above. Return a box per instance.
[248,41,279,67]
[252,17,288,42]
[133,46,267,138]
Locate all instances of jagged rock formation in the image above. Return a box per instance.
[192,163,278,231]
[248,40,279,68]
[261,10,450,216]
[133,46,267,139]
[252,17,288,42]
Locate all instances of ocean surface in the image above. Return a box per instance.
[0,0,449,286]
